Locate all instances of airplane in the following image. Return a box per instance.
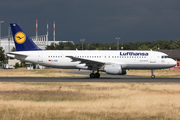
[7,23,176,79]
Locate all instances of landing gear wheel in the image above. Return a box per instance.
[95,73,100,78]
[151,69,155,79]
[90,73,95,78]
[151,75,155,79]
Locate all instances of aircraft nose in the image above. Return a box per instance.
[171,59,176,67]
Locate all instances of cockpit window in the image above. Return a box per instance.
[161,56,170,58]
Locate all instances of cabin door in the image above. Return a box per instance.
[150,53,156,63]
[38,52,43,62]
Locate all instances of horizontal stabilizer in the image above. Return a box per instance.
[7,52,28,56]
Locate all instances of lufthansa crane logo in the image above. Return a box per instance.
[14,32,26,44]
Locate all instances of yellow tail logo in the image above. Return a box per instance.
[14,32,26,44]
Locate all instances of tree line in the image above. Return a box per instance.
[45,39,180,50]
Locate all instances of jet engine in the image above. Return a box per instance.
[104,64,126,75]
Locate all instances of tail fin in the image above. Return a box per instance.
[10,23,41,51]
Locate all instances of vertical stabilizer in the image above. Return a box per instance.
[10,23,41,51]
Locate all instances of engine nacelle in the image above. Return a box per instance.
[104,64,126,75]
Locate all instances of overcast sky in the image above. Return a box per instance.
[1,0,180,43]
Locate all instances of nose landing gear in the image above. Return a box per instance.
[151,69,155,79]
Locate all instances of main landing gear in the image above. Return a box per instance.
[151,69,155,79]
[90,73,100,78]
[90,68,100,78]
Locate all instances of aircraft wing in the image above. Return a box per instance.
[66,56,105,67]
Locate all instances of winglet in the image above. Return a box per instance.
[10,23,42,51]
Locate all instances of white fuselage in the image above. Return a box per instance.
[10,50,176,70]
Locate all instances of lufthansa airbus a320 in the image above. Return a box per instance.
[7,23,176,78]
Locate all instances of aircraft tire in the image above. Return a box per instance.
[95,73,100,78]
[151,75,155,79]
[90,73,95,78]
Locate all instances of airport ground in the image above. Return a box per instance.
[0,68,180,120]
